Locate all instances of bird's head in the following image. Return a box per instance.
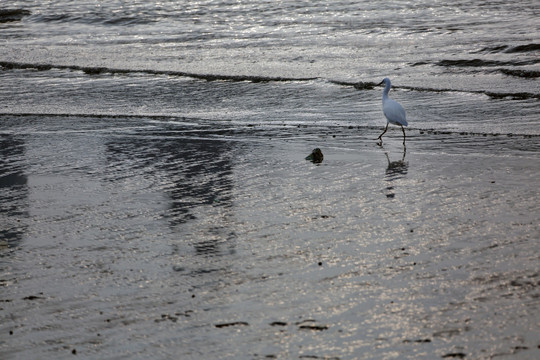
[378,77,390,86]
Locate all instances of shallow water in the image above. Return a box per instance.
[1,1,540,359]
[1,117,539,359]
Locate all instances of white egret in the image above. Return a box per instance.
[377,78,407,146]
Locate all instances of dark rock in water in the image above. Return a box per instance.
[155,314,178,323]
[296,320,328,331]
[299,324,328,331]
[22,295,43,300]
[403,338,431,343]
[270,321,287,326]
[215,321,249,328]
[305,148,323,163]
[442,353,466,359]
[175,310,193,318]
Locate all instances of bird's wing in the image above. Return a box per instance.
[383,99,407,126]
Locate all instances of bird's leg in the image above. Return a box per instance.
[400,125,406,146]
[377,123,389,146]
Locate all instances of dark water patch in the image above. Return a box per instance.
[473,45,509,54]
[330,80,377,90]
[399,85,539,100]
[0,112,186,123]
[0,61,54,71]
[185,267,225,276]
[433,328,467,339]
[437,59,539,67]
[483,91,539,100]
[505,43,540,53]
[0,61,317,82]
[29,13,72,23]
[498,68,540,79]
[0,135,28,249]
[419,128,540,139]
[414,58,539,79]
[0,9,30,23]
[0,228,27,249]
[416,129,540,154]
[335,77,540,101]
[0,172,27,199]
[29,11,155,26]
[491,346,533,358]
[102,123,238,252]
[399,84,539,101]
[410,61,430,66]
[474,43,540,54]
[194,239,222,256]
[102,16,156,26]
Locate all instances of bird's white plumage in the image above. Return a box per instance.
[381,78,407,126]
[383,98,407,126]
[377,77,408,146]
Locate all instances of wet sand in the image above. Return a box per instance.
[1,121,539,359]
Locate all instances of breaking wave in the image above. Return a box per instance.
[0,61,317,83]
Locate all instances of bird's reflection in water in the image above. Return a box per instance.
[384,147,408,199]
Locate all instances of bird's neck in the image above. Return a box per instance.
[382,83,391,99]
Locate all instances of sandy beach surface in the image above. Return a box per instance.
[1,118,539,359]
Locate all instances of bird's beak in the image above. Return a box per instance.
[377,80,384,86]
